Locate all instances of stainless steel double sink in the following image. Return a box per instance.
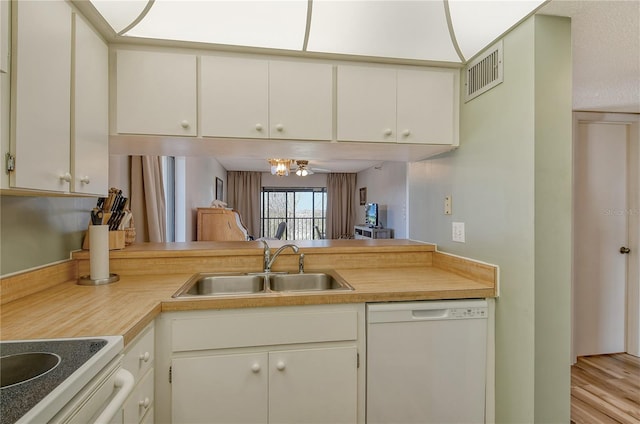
[173,271,354,298]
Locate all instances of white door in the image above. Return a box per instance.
[336,65,396,143]
[116,50,197,136]
[200,56,269,138]
[269,60,333,141]
[171,353,268,424]
[269,347,358,424]
[574,121,630,356]
[72,13,108,196]
[12,0,71,192]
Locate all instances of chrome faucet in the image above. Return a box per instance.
[265,243,299,272]
[259,240,271,272]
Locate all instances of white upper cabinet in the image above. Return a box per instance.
[200,58,333,141]
[269,60,333,141]
[72,13,108,195]
[337,65,397,143]
[12,0,72,192]
[397,69,456,145]
[337,64,458,145]
[116,50,197,136]
[11,1,109,195]
[200,56,269,139]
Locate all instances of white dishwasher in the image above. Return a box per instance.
[366,300,488,424]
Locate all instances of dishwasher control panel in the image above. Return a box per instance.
[449,307,487,319]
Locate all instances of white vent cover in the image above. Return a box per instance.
[464,41,503,102]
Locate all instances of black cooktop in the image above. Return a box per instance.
[0,339,107,424]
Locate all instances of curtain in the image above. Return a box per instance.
[226,171,262,238]
[326,173,357,239]
[130,156,167,242]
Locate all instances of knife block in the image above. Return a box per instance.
[82,228,125,250]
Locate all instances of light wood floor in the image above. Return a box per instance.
[571,353,640,423]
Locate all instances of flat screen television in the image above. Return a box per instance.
[365,203,379,228]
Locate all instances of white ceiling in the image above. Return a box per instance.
[108,1,640,174]
[538,0,640,114]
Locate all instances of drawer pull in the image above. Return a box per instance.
[139,397,150,408]
[251,363,261,373]
[276,361,286,371]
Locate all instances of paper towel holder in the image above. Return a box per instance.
[78,273,120,286]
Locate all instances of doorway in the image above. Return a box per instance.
[573,112,640,360]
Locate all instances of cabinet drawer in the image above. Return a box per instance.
[123,324,154,381]
[123,369,154,424]
[172,309,358,351]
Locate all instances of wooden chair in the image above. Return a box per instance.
[196,208,250,241]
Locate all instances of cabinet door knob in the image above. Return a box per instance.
[402,129,411,137]
[181,120,190,129]
[59,172,72,183]
[255,123,263,131]
[276,361,286,371]
[620,246,631,254]
[383,128,393,137]
[139,397,150,408]
[80,176,90,184]
[139,351,150,362]
[276,124,284,132]
[251,363,261,373]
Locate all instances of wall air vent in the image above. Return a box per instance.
[464,41,503,102]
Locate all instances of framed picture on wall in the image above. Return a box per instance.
[360,187,367,205]
[215,177,223,201]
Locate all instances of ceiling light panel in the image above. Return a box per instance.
[91,0,149,34]
[449,0,546,60]
[124,0,309,50]
[307,0,460,62]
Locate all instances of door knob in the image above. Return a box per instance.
[620,246,631,254]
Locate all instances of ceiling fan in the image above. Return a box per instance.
[295,160,330,176]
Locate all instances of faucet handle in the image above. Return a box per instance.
[299,253,305,273]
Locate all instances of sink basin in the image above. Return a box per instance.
[0,352,61,388]
[269,272,353,292]
[175,273,266,297]
[173,271,353,297]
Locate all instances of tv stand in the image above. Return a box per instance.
[354,225,391,240]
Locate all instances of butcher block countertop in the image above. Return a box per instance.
[1,240,497,345]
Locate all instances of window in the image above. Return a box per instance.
[261,188,327,240]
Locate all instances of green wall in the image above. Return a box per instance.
[408,15,572,423]
[0,196,95,275]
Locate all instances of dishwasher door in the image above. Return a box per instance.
[366,300,488,424]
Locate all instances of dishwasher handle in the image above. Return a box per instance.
[93,368,135,424]
[411,309,449,319]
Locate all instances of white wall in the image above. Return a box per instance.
[408,15,571,423]
[184,156,227,241]
[356,162,407,238]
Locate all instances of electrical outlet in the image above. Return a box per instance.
[452,222,465,243]
[444,195,452,215]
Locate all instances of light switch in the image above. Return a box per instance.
[452,222,465,243]
[444,195,452,215]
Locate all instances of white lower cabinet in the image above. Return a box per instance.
[155,304,365,424]
[172,346,357,424]
[121,322,155,424]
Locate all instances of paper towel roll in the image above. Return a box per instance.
[90,225,110,280]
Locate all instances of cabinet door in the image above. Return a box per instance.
[397,69,456,145]
[172,353,268,424]
[201,56,269,138]
[337,65,396,143]
[269,347,358,424]
[72,13,108,195]
[12,0,71,192]
[269,61,333,141]
[116,50,196,136]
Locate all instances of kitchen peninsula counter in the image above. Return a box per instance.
[1,240,497,345]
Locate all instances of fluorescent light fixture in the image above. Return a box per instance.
[449,0,546,60]
[89,0,548,63]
